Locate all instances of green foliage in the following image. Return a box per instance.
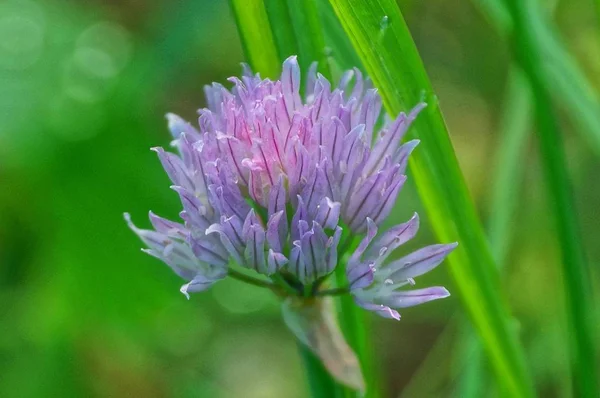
[326,0,534,396]
[229,0,280,78]
[506,0,599,396]
[473,0,600,156]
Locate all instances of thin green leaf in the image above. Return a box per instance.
[459,67,532,398]
[264,0,331,78]
[472,0,600,156]
[299,343,343,398]
[487,69,532,265]
[506,0,599,396]
[327,0,534,396]
[264,0,299,60]
[229,0,280,79]
[315,0,364,72]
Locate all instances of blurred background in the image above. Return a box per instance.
[1,0,599,397]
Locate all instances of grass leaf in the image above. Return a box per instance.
[229,0,280,79]
[506,0,599,396]
[326,0,535,396]
[472,0,600,156]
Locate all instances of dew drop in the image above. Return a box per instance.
[380,15,389,31]
[384,278,393,285]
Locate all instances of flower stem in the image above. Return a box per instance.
[227,269,277,289]
[315,287,350,297]
[298,342,343,398]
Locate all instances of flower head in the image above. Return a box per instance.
[125,56,456,319]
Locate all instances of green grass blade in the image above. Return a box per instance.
[327,0,534,396]
[264,0,331,78]
[506,0,599,396]
[315,0,364,72]
[263,0,300,60]
[459,67,532,398]
[486,69,532,265]
[472,0,600,156]
[229,0,280,79]
[299,343,343,398]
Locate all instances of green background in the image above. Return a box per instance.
[1,0,598,396]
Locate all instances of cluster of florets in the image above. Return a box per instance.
[126,56,456,320]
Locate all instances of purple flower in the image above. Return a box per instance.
[347,215,456,320]
[125,55,456,320]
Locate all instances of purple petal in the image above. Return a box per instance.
[353,297,400,320]
[267,249,288,275]
[394,139,419,174]
[364,213,419,263]
[347,262,374,290]
[166,113,201,140]
[325,226,342,275]
[383,243,458,282]
[153,147,194,191]
[180,273,224,299]
[281,56,301,115]
[314,197,341,230]
[381,287,450,309]
[266,210,285,252]
[148,211,187,238]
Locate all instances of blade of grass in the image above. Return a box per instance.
[486,69,532,266]
[264,0,331,78]
[401,67,533,398]
[458,67,532,398]
[263,0,300,61]
[472,0,600,157]
[299,343,344,398]
[315,0,364,71]
[327,0,534,396]
[506,0,599,396]
[229,0,280,79]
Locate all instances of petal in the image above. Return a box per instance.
[180,273,224,299]
[364,213,419,263]
[148,211,187,238]
[382,243,458,282]
[381,287,450,309]
[353,297,400,320]
[166,113,201,140]
[266,210,285,252]
[206,217,245,266]
[281,55,302,115]
[369,174,408,227]
[153,147,194,191]
[267,249,288,275]
[348,218,377,267]
[244,223,267,274]
[363,102,425,177]
[347,262,374,290]
[393,139,419,174]
[314,197,341,230]
[325,226,343,275]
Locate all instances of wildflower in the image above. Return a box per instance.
[125,55,456,318]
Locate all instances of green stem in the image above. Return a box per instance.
[227,269,277,289]
[327,0,534,395]
[298,343,343,398]
[506,0,599,396]
[315,287,350,297]
[458,67,532,397]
